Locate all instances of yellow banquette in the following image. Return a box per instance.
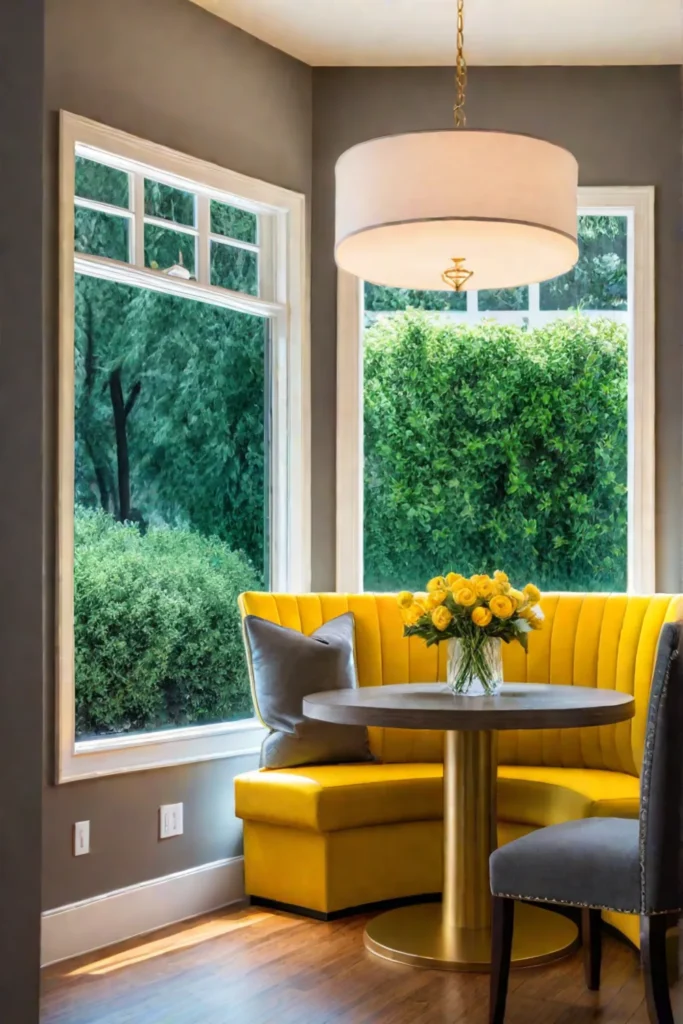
[235,592,682,947]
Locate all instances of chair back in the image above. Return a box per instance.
[640,621,683,914]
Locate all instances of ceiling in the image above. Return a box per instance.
[191,0,683,67]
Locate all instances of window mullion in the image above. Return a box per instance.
[209,234,259,254]
[528,282,540,328]
[258,214,276,303]
[196,194,210,286]
[133,173,145,268]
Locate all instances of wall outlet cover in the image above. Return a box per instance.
[159,803,184,839]
[74,820,90,856]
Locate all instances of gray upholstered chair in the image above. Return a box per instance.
[489,621,683,1024]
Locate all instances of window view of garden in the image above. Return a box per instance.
[72,156,268,740]
[363,216,629,593]
[71,151,630,742]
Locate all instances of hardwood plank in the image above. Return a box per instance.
[41,906,679,1024]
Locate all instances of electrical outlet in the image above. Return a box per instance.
[74,820,90,856]
[159,803,184,839]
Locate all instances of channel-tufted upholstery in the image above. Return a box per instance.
[235,592,681,943]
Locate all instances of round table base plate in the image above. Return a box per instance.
[364,901,579,972]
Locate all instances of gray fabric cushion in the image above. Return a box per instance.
[490,817,640,913]
[243,612,373,770]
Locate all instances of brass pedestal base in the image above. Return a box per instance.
[364,901,579,972]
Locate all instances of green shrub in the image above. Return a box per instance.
[74,507,260,737]
[363,312,627,593]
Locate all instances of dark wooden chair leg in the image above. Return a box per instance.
[581,908,602,991]
[490,897,515,1024]
[641,915,675,1024]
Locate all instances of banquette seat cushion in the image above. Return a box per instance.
[235,591,680,941]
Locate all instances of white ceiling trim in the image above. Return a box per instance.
[190,0,683,67]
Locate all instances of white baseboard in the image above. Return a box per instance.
[41,855,245,967]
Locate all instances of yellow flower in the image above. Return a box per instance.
[427,576,447,593]
[524,583,541,604]
[426,589,448,609]
[529,613,544,631]
[397,591,414,610]
[508,588,525,609]
[472,606,493,628]
[403,603,425,627]
[475,577,495,600]
[449,576,468,593]
[431,605,453,631]
[493,570,511,593]
[455,587,477,608]
[489,594,514,620]
[518,605,534,621]
[446,572,464,588]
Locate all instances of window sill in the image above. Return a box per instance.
[58,718,267,783]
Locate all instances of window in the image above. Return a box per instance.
[337,188,654,595]
[58,113,310,781]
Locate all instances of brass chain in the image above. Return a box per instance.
[453,0,467,128]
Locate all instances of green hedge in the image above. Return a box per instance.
[363,312,628,593]
[74,507,260,737]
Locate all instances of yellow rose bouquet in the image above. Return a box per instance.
[397,571,544,696]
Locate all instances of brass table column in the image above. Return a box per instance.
[364,729,579,971]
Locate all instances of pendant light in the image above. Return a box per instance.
[334,0,579,292]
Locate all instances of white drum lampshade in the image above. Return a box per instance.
[335,130,579,291]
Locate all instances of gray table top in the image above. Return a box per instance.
[303,682,635,732]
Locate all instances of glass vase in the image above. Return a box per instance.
[446,636,503,696]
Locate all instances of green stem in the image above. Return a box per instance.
[450,635,499,695]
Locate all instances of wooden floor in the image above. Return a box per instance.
[41,905,683,1024]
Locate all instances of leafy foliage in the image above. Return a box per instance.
[363,312,628,593]
[365,283,467,313]
[540,215,627,311]
[74,507,260,737]
[75,274,267,572]
[478,286,529,312]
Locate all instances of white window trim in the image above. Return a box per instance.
[58,111,310,782]
[336,186,655,595]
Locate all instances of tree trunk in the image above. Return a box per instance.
[85,438,109,512]
[83,300,111,512]
[109,368,131,522]
[109,368,141,523]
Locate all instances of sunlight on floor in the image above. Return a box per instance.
[67,910,270,977]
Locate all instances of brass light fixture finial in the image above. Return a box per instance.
[442,258,474,292]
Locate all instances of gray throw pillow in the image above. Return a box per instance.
[242,612,373,769]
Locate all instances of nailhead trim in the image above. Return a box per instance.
[639,644,678,915]
[490,890,681,916]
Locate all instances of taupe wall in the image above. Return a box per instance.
[1,1,45,1014]
[311,66,683,592]
[43,0,311,911]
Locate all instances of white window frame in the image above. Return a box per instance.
[57,111,310,782]
[336,186,655,595]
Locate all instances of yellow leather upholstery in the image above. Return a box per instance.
[497,766,640,826]
[239,592,680,769]
[236,591,681,943]
[235,763,444,832]
[235,763,639,834]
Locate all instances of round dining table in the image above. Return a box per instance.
[303,682,635,973]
